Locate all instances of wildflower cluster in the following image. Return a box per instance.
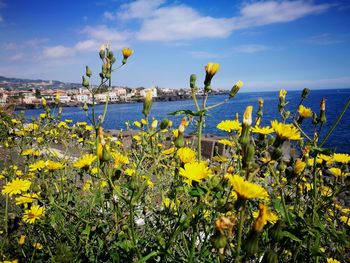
[0,46,349,263]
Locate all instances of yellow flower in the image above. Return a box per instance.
[29,160,46,171]
[112,152,129,168]
[177,147,196,163]
[15,193,39,205]
[18,235,26,245]
[32,242,43,250]
[162,147,176,155]
[279,89,287,99]
[21,149,41,156]
[2,178,31,196]
[328,167,349,177]
[133,135,141,141]
[205,62,220,76]
[226,174,269,200]
[65,119,72,123]
[298,105,313,118]
[218,139,235,147]
[332,153,350,163]
[320,186,332,197]
[45,160,65,171]
[83,181,92,191]
[294,159,306,175]
[254,204,278,232]
[58,121,69,129]
[162,197,179,210]
[251,126,274,135]
[217,120,241,133]
[271,120,302,140]
[73,154,97,169]
[243,106,253,126]
[23,204,45,224]
[340,216,350,227]
[326,258,341,263]
[179,161,212,186]
[125,168,135,176]
[133,121,141,127]
[2,259,19,263]
[122,47,133,59]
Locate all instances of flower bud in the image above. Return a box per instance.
[229,80,243,98]
[312,112,318,125]
[86,65,92,77]
[151,119,158,129]
[82,76,90,88]
[294,158,306,175]
[99,44,106,59]
[319,98,326,124]
[107,51,114,60]
[55,93,60,104]
[204,62,220,91]
[211,231,227,249]
[244,231,259,255]
[160,118,170,130]
[301,88,310,99]
[243,106,253,127]
[174,133,184,148]
[190,74,197,90]
[82,102,89,112]
[142,90,153,117]
[41,97,47,107]
[122,47,133,64]
[102,64,107,74]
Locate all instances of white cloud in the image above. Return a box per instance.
[248,76,350,89]
[137,5,232,41]
[188,51,223,59]
[81,25,129,48]
[42,45,75,59]
[75,39,100,52]
[305,33,343,46]
[118,0,165,19]
[9,53,24,61]
[114,0,331,42]
[23,38,49,47]
[3,42,17,50]
[234,44,270,53]
[230,0,329,30]
[103,11,116,21]
[41,25,129,60]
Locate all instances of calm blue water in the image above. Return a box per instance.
[20,89,350,153]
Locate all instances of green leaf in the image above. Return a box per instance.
[188,186,207,197]
[168,109,207,117]
[281,231,302,242]
[310,146,332,155]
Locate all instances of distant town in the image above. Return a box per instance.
[0,76,227,109]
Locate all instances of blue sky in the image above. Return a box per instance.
[0,0,349,91]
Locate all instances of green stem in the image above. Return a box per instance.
[268,164,291,226]
[235,201,246,260]
[320,98,350,147]
[188,224,197,263]
[191,91,200,111]
[206,97,229,111]
[4,191,8,236]
[197,114,203,162]
[312,154,318,223]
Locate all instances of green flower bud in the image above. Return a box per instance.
[211,231,227,249]
[312,112,318,125]
[142,90,153,117]
[160,118,170,130]
[319,98,326,124]
[277,161,286,172]
[102,146,112,162]
[301,88,310,99]
[82,76,90,88]
[244,231,259,256]
[108,51,114,59]
[99,44,106,59]
[106,72,111,79]
[82,102,89,112]
[229,80,243,98]
[271,147,282,160]
[174,133,184,148]
[263,250,278,263]
[85,65,92,77]
[190,74,197,90]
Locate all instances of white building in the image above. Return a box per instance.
[140,87,157,98]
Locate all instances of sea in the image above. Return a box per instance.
[20,88,350,153]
